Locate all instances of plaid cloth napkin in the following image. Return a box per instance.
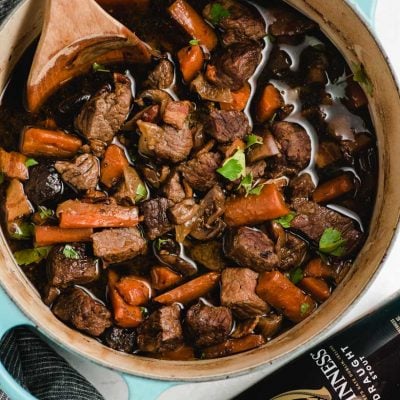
[0,1,104,399]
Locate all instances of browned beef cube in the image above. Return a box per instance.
[140,197,173,240]
[269,7,317,37]
[75,73,132,154]
[221,268,269,319]
[168,198,199,225]
[144,59,174,89]
[209,42,262,91]
[162,171,186,203]
[246,160,266,180]
[291,200,363,255]
[102,327,136,353]
[52,287,112,337]
[55,154,99,191]
[278,233,308,270]
[137,120,193,163]
[47,244,99,288]
[185,302,233,347]
[91,227,147,263]
[224,227,279,272]
[207,109,250,143]
[289,173,315,200]
[137,304,183,353]
[203,0,266,46]
[179,152,221,192]
[162,101,191,130]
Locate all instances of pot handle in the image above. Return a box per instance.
[0,285,37,400]
[349,0,377,26]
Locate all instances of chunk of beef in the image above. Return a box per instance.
[75,73,132,155]
[191,186,226,240]
[92,227,147,263]
[52,287,112,337]
[140,164,170,189]
[209,42,262,91]
[269,7,317,37]
[289,173,315,200]
[123,104,160,131]
[5,179,33,222]
[179,152,221,192]
[55,154,99,191]
[162,101,191,130]
[246,160,266,180]
[203,0,266,46]
[24,163,63,206]
[144,59,174,89]
[291,200,363,255]
[190,241,227,271]
[162,171,186,203]
[257,314,283,339]
[185,302,233,347]
[168,198,199,225]
[221,268,269,319]
[137,304,183,353]
[102,327,136,353]
[266,48,292,78]
[224,227,279,272]
[231,317,259,339]
[47,244,99,288]
[140,197,173,240]
[137,120,193,163]
[207,109,250,143]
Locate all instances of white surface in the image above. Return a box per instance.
[50,2,400,399]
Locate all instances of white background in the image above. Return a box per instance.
[49,1,400,399]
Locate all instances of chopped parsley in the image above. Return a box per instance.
[289,267,304,285]
[245,134,263,149]
[38,206,54,221]
[352,62,373,96]
[135,183,147,203]
[300,302,310,317]
[275,212,296,229]
[63,244,80,259]
[25,158,38,168]
[13,246,52,266]
[92,62,110,73]
[319,228,347,257]
[189,38,200,46]
[156,238,169,250]
[238,173,265,197]
[209,3,230,25]
[217,148,246,181]
[140,307,149,317]
[9,221,34,240]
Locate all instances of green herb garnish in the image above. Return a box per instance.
[135,183,147,203]
[300,302,310,316]
[13,246,52,266]
[238,173,265,197]
[217,148,245,181]
[93,62,110,73]
[156,238,168,250]
[189,38,200,46]
[275,212,296,229]
[25,158,38,168]
[209,3,230,24]
[9,221,34,240]
[352,62,373,96]
[289,267,304,285]
[248,183,265,196]
[319,227,347,257]
[266,33,276,43]
[140,307,149,317]
[245,134,263,149]
[63,244,80,259]
[38,206,54,221]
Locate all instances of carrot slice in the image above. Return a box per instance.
[256,271,316,323]
[0,148,28,181]
[201,335,265,359]
[304,258,337,280]
[177,45,204,82]
[100,144,129,188]
[256,84,283,123]
[168,0,217,51]
[108,270,144,328]
[224,184,289,227]
[299,277,331,303]
[115,276,151,306]
[312,174,354,203]
[57,200,139,228]
[5,179,33,222]
[154,272,220,305]
[220,83,251,112]
[151,266,182,291]
[21,127,82,158]
[35,226,93,246]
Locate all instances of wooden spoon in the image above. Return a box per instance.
[26,0,153,113]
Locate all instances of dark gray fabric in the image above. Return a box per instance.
[0,328,104,400]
